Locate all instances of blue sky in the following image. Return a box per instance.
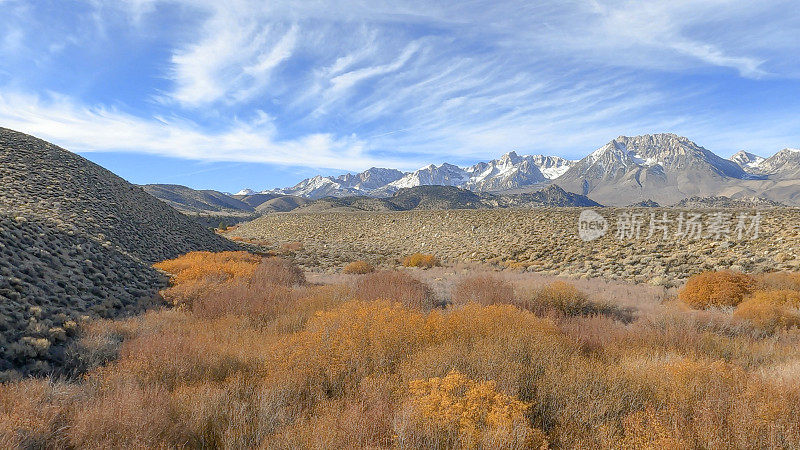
[1,0,799,192]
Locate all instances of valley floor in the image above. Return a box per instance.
[229,208,800,286]
[3,250,800,448]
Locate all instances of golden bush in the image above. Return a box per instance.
[451,274,514,306]
[402,253,440,268]
[343,260,374,274]
[9,251,800,448]
[154,251,261,285]
[678,270,755,309]
[734,289,800,332]
[395,370,547,449]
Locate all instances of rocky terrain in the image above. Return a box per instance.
[0,128,238,378]
[673,196,785,208]
[230,208,800,285]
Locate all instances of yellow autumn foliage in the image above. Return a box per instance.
[7,255,800,448]
[396,370,548,449]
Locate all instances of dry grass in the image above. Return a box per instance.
[679,270,756,309]
[402,253,440,268]
[343,260,374,274]
[6,257,800,448]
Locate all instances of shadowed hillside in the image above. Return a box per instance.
[0,128,238,378]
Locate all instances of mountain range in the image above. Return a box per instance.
[238,133,800,206]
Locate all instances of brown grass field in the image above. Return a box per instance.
[4,251,800,448]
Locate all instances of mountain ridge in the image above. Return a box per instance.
[235,133,798,206]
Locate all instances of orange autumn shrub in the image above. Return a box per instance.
[0,379,81,449]
[343,260,374,274]
[402,253,440,268]
[154,251,261,284]
[451,274,514,306]
[10,251,800,448]
[159,254,305,311]
[602,407,690,449]
[678,271,755,309]
[734,290,800,332]
[395,370,547,449]
[353,270,437,310]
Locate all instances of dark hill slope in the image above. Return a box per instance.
[0,128,238,378]
[0,128,237,263]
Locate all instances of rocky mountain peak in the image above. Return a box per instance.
[730,150,765,172]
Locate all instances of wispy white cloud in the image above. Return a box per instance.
[2,0,799,172]
[167,4,299,107]
[0,91,421,169]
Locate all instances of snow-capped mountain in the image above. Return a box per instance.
[260,153,575,198]
[234,188,256,196]
[264,168,404,198]
[556,133,748,205]
[234,135,800,205]
[337,167,405,191]
[757,148,800,178]
[464,151,547,191]
[730,150,766,173]
[388,163,469,190]
[530,155,574,179]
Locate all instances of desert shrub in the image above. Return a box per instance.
[451,274,514,306]
[343,260,374,274]
[160,255,305,312]
[523,281,635,322]
[394,370,547,449]
[756,271,800,291]
[0,379,80,449]
[353,270,438,310]
[678,270,755,309]
[249,257,305,288]
[12,250,800,448]
[600,406,691,449]
[263,375,397,449]
[154,251,261,284]
[402,253,440,268]
[734,290,800,332]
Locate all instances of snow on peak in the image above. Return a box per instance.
[235,188,255,196]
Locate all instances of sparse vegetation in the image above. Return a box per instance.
[402,253,440,268]
[6,256,800,448]
[343,260,375,274]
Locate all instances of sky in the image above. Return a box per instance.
[1,0,799,192]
